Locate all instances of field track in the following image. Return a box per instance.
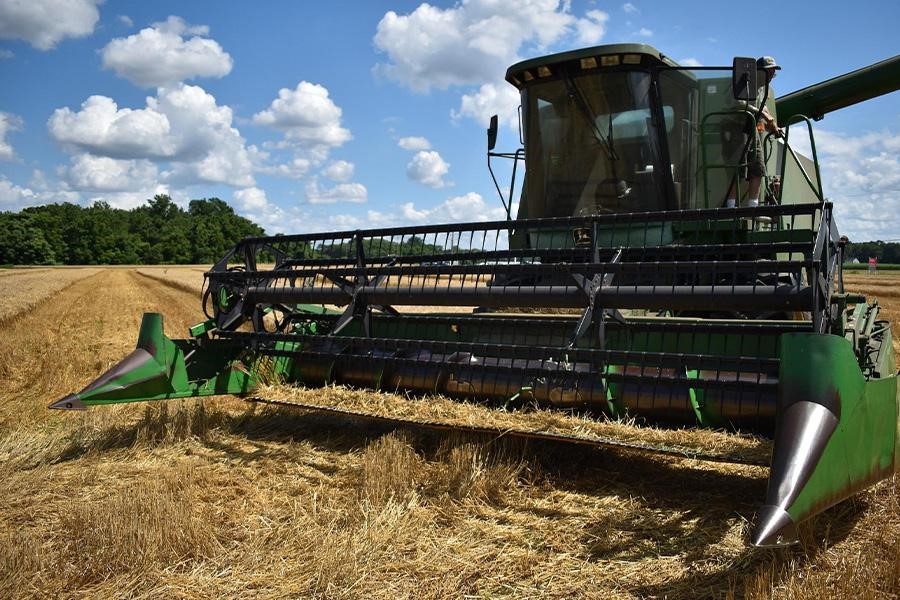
[0,268,897,599]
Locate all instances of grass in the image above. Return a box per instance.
[843,263,900,271]
[0,267,897,598]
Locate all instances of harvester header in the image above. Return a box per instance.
[54,44,900,548]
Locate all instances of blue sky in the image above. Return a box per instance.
[1,0,898,240]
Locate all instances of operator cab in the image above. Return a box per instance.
[506,44,693,219]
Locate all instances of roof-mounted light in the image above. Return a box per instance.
[623,54,642,65]
[600,55,620,67]
[580,57,598,70]
[537,66,552,78]
[523,70,534,81]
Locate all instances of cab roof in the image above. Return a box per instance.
[505,43,681,88]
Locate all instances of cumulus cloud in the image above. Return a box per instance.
[234,186,270,211]
[401,192,508,223]
[64,154,158,192]
[322,160,354,182]
[253,81,351,161]
[0,112,23,161]
[622,3,638,13]
[305,177,368,204]
[0,175,80,210]
[0,0,101,50]
[452,82,521,130]
[118,15,134,28]
[325,209,395,231]
[788,128,900,240]
[48,95,174,159]
[636,27,653,37]
[373,0,601,92]
[232,186,300,234]
[257,157,312,179]
[406,150,450,188]
[48,83,256,189]
[575,10,609,45]
[398,136,431,151]
[101,16,233,87]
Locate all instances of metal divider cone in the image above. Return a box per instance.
[49,313,256,409]
[752,333,898,546]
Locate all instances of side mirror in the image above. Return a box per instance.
[487,114,498,151]
[732,57,758,101]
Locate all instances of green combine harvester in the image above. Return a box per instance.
[54,45,900,547]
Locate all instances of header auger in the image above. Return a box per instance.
[53,44,900,548]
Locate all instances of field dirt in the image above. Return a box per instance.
[0,268,897,599]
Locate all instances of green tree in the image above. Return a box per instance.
[0,195,265,265]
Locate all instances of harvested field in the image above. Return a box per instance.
[0,268,897,599]
[0,267,101,323]
[136,266,207,294]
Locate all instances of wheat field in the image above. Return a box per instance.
[0,267,897,599]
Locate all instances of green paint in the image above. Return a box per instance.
[73,313,256,406]
[777,333,897,524]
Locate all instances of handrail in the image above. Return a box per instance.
[768,114,825,203]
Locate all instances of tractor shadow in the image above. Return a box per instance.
[48,400,867,598]
[219,405,866,598]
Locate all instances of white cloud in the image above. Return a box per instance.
[0,0,101,50]
[322,160,354,182]
[0,112,23,161]
[679,57,703,67]
[29,169,49,191]
[398,136,431,151]
[0,176,37,207]
[373,0,586,92]
[151,84,254,186]
[787,128,900,240]
[64,154,158,192]
[0,49,14,60]
[232,186,303,234]
[401,192,507,223]
[258,157,312,179]
[622,3,638,13]
[234,186,270,211]
[575,10,609,45]
[637,27,653,37]
[48,95,174,159]
[325,209,395,231]
[253,81,352,161]
[48,84,255,188]
[452,82,521,130]
[118,15,134,28]
[305,177,368,204]
[100,16,233,87]
[406,150,450,188]
[0,176,80,210]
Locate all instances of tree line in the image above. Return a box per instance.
[0,195,265,265]
[842,241,900,264]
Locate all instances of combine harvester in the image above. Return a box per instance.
[54,45,900,547]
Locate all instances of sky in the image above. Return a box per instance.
[0,0,898,240]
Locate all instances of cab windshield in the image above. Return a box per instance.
[522,69,674,218]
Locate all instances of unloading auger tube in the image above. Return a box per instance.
[52,44,899,548]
